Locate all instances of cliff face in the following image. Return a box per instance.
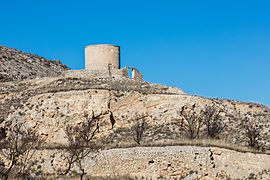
[2,76,269,148]
[0,46,270,179]
[0,46,69,82]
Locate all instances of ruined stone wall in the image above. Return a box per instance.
[132,68,143,80]
[64,69,123,80]
[64,67,143,81]
[64,70,108,79]
[121,67,129,78]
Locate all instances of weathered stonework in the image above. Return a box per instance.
[121,67,129,78]
[132,68,143,80]
[64,68,123,80]
[83,44,143,81]
[64,66,143,81]
[85,44,120,70]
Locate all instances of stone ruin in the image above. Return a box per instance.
[65,44,143,81]
[122,67,143,80]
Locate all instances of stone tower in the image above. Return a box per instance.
[85,44,120,70]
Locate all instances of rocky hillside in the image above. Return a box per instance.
[1,76,269,148]
[0,75,269,179]
[0,46,270,179]
[0,46,69,82]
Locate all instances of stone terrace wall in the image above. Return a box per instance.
[64,66,142,81]
[64,69,123,80]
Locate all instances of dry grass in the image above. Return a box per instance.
[40,137,269,155]
[105,138,269,155]
[145,138,264,154]
[41,138,269,155]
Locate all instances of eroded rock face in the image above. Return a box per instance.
[19,146,270,179]
[2,77,270,150]
[0,46,69,82]
[88,146,270,179]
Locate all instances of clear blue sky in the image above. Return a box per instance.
[1,0,270,105]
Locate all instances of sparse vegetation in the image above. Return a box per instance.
[241,115,261,149]
[132,114,148,145]
[63,112,100,180]
[0,122,43,180]
[202,105,225,138]
[178,104,203,139]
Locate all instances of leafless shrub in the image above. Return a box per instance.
[242,116,261,149]
[63,112,100,180]
[202,105,225,138]
[0,123,43,180]
[178,104,203,139]
[132,115,148,145]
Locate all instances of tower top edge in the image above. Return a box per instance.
[85,44,120,48]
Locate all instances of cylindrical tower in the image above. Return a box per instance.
[85,44,120,70]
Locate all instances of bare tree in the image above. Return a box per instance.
[0,123,43,180]
[178,104,203,139]
[63,112,99,180]
[202,105,225,138]
[132,115,147,145]
[242,116,261,149]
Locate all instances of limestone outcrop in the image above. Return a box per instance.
[2,76,269,148]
